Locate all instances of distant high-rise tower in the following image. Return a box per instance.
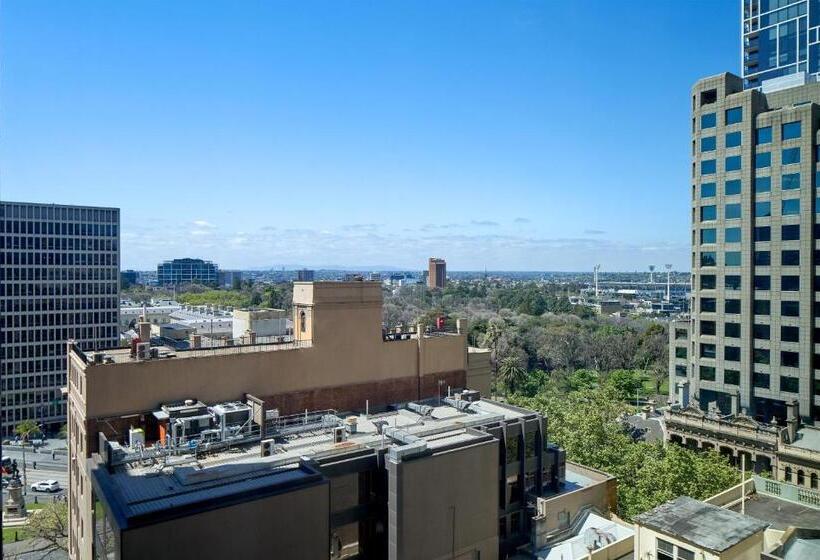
[0,201,120,437]
[296,268,315,282]
[742,0,820,89]
[428,258,446,289]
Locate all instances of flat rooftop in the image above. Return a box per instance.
[634,496,768,553]
[789,426,820,452]
[93,397,535,522]
[730,493,820,531]
[79,338,313,364]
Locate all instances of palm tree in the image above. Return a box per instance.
[497,355,527,397]
[15,419,40,493]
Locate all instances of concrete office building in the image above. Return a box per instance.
[156,258,218,286]
[0,201,120,438]
[428,257,446,289]
[67,281,499,559]
[297,268,315,282]
[668,71,820,481]
[742,0,820,90]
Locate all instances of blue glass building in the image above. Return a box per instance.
[157,257,219,285]
[742,0,820,88]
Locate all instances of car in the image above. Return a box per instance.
[30,480,60,493]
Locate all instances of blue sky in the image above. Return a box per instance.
[1,1,738,271]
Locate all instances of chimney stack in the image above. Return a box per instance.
[138,316,151,344]
[786,400,799,443]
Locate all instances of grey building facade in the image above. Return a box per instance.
[679,72,820,426]
[156,258,218,286]
[0,201,120,437]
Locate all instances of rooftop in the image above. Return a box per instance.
[634,496,768,553]
[729,493,820,531]
[788,426,820,452]
[534,510,632,560]
[92,397,535,524]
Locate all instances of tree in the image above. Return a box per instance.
[25,502,69,555]
[15,419,40,492]
[606,369,644,402]
[497,355,527,396]
[567,369,599,392]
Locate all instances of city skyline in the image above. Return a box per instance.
[2,1,737,271]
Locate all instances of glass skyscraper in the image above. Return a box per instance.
[742,0,820,89]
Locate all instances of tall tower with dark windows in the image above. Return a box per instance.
[742,0,820,89]
[0,201,120,437]
[674,72,819,425]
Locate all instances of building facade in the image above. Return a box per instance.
[67,281,498,559]
[296,268,315,282]
[742,0,820,90]
[156,258,218,286]
[0,201,119,437]
[428,257,446,289]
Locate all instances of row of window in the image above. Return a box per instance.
[699,172,810,197]
[700,271,807,290]
[0,204,118,222]
[701,148,802,175]
[698,365,800,392]
[700,107,745,129]
[699,345,800,367]
[700,298,801,316]
[699,320,800,342]
[700,198,811,220]
[1,236,118,251]
[1,297,119,313]
[700,224,804,244]
[699,110,801,143]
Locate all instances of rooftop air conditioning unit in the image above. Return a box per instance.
[261,439,276,457]
[136,342,150,361]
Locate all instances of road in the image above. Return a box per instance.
[2,446,68,504]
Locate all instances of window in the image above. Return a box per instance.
[725,322,741,337]
[701,252,717,266]
[725,251,741,266]
[782,301,800,317]
[782,250,800,266]
[782,173,801,190]
[700,344,716,359]
[701,320,716,335]
[725,179,741,195]
[675,328,688,339]
[725,346,740,361]
[675,365,687,377]
[700,274,716,289]
[754,226,771,241]
[754,324,771,340]
[700,228,716,244]
[701,113,716,129]
[754,348,770,365]
[782,351,800,368]
[756,126,772,144]
[701,159,716,174]
[755,201,771,217]
[782,147,801,165]
[725,369,740,385]
[701,182,716,197]
[726,131,742,148]
[781,326,799,342]
[782,199,800,215]
[725,227,741,243]
[725,107,743,124]
[725,299,741,313]
[725,155,741,171]
[780,376,799,396]
[702,297,717,312]
[782,121,801,139]
[782,276,800,291]
[657,538,695,560]
[701,205,717,221]
[725,275,741,290]
[754,275,771,290]
[700,365,716,380]
[754,372,771,389]
[299,311,306,332]
[700,89,717,105]
[701,136,716,152]
[756,176,771,192]
[675,347,687,359]
[754,299,770,315]
[725,203,741,219]
[782,224,800,240]
[756,152,771,168]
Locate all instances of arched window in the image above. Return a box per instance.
[300,311,306,333]
[785,466,792,482]
[798,470,805,486]
[811,473,818,489]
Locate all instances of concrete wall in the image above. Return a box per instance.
[387,439,499,560]
[535,462,617,535]
[120,480,329,560]
[466,348,492,396]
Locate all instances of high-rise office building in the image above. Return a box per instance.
[296,268,315,282]
[0,201,120,437]
[742,0,820,89]
[428,257,446,289]
[156,257,218,285]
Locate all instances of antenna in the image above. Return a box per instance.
[665,264,673,302]
[648,265,656,284]
[593,264,601,298]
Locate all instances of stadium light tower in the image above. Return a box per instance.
[593,264,600,298]
[648,265,655,284]
[665,264,673,302]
